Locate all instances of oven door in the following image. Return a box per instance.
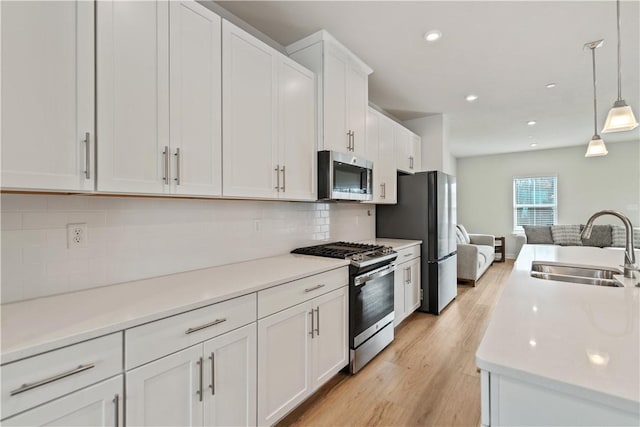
[350,263,396,348]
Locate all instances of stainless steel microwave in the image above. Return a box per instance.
[318,151,373,201]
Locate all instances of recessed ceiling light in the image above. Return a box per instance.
[546,83,557,89]
[530,143,538,147]
[424,30,442,42]
[465,94,478,102]
[527,120,537,126]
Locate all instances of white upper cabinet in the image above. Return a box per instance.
[287,30,372,158]
[222,20,315,201]
[1,0,95,191]
[97,0,170,194]
[395,124,421,174]
[366,108,397,204]
[169,0,222,197]
[98,0,222,196]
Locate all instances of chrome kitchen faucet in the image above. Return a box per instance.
[581,210,639,284]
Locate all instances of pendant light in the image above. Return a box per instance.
[585,40,608,157]
[602,0,638,132]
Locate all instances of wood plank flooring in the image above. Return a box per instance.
[277,260,514,427]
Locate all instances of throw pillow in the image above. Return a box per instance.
[612,225,640,248]
[579,224,612,247]
[455,227,465,244]
[551,225,583,246]
[522,225,554,244]
[456,224,471,244]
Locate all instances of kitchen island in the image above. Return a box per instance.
[476,244,640,426]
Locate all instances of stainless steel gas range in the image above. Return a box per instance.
[292,242,397,373]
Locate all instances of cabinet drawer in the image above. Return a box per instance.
[396,245,420,263]
[258,267,348,318]
[125,293,256,369]
[1,333,122,420]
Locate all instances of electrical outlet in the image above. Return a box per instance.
[254,219,262,233]
[67,223,88,248]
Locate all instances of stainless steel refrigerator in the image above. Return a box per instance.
[376,171,457,314]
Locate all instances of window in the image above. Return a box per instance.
[513,176,557,231]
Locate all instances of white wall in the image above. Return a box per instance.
[0,195,374,303]
[403,114,456,176]
[456,140,640,258]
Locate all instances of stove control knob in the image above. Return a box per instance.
[383,246,393,254]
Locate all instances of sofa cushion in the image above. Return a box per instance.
[523,225,553,244]
[476,245,495,268]
[612,225,640,248]
[456,224,471,244]
[455,227,466,244]
[551,225,583,246]
[579,224,612,247]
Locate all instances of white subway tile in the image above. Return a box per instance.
[23,212,68,230]
[1,212,22,230]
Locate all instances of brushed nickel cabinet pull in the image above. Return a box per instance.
[280,165,286,191]
[10,363,95,396]
[84,132,91,179]
[163,146,170,184]
[309,309,315,338]
[196,357,203,402]
[174,148,181,185]
[304,284,325,293]
[274,164,280,191]
[315,307,320,336]
[185,318,227,335]
[113,394,119,427]
[209,352,215,396]
[351,131,355,151]
[346,131,351,151]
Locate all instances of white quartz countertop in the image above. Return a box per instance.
[476,244,640,412]
[1,253,348,364]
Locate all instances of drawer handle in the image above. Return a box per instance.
[185,318,227,335]
[10,363,95,396]
[304,284,325,293]
[404,253,412,258]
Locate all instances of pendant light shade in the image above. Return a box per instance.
[584,39,607,158]
[602,100,638,132]
[585,136,608,157]
[602,0,639,133]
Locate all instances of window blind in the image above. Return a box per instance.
[513,176,557,230]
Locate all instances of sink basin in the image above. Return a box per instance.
[530,262,623,287]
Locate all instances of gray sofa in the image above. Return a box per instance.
[456,224,495,285]
[514,224,640,257]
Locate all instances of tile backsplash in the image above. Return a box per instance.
[1,194,375,303]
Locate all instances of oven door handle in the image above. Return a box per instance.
[354,264,396,287]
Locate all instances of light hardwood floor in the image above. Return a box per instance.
[278,260,514,427]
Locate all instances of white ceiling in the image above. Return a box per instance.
[215,0,640,158]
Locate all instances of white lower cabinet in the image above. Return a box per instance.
[126,323,257,427]
[2,376,123,427]
[481,370,639,426]
[257,286,348,426]
[393,245,422,326]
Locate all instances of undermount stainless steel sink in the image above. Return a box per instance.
[530,262,624,287]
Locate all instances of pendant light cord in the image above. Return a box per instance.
[591,46,599,136]
[616,0,622,101]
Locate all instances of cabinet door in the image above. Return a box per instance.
[393,265,406,326]
[169,0,222,196]
[3,376,122,427]
[257,302,312,426]
[394,125,411,173]
[203,324,257,427]
[1,0,94,191]
[311,287,348,389]
[405,258,422,313]
[278,57,316,201]
[126,345,203,427]
[365,109,382,203]
[322,46,349,153]
[409,133,422,173]
[379,115,397,204]
[97,0,170,194]
[222,20,278,199]
[347,65,368,158]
